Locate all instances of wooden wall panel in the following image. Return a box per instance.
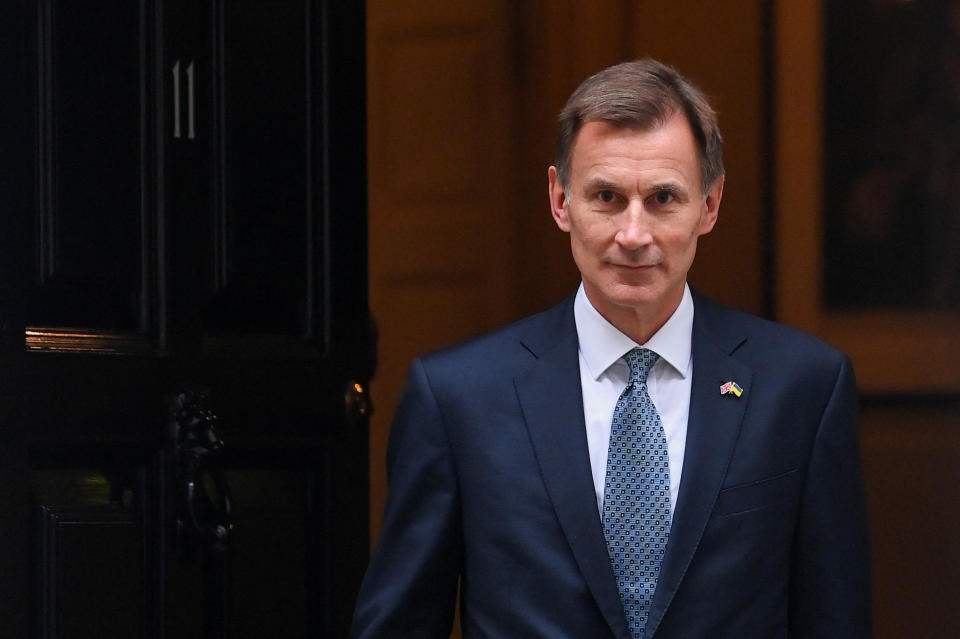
[376,32,486,202]
[367,0,519,542]
[861,403,960,637]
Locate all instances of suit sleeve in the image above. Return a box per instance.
[789,355,873,638]
[350,358,462,638]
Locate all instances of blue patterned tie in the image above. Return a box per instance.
[603,347,672,639]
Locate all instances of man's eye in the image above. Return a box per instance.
[652,191,674,205]
[598,190,615,203]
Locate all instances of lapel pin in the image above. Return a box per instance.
[720,381,743,397]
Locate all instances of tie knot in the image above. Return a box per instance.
[624,347,659,385]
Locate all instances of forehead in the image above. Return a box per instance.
[569,115,701,188]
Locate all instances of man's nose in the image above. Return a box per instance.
[615,203,653,249]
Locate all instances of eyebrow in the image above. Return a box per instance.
[651,183,685,196]
[581,177,620,194]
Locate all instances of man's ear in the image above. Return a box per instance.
[698,174,724,236]
[548,166,571,232]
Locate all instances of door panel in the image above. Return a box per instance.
[33,0,148,330]
[225,468,311,637]
[209,0,310,335]
[36,473,145,638]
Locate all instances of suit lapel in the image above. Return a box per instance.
[515,299,630,639]
[645,299,753,638]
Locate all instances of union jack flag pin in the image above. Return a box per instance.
[720,381,743,397]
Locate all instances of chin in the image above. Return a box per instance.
[601,283,665,310]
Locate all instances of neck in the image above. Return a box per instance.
[583,285,684,345]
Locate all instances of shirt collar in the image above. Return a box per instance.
[574,282,694,380]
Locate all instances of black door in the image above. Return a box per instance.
[0,1,371,636]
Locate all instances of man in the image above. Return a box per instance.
[352,59,872,638]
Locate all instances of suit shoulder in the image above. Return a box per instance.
[694,293,849,368]
[416,296,574,379]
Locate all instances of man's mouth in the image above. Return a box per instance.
[613,263,656,270]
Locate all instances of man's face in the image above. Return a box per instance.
[548,114,722,331]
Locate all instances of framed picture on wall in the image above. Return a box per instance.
[774,0,960,394]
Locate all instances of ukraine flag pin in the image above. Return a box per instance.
[720,381,743,397]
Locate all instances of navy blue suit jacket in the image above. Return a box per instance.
[352,292,872,638]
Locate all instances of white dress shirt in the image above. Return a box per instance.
[574,282,694,517]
